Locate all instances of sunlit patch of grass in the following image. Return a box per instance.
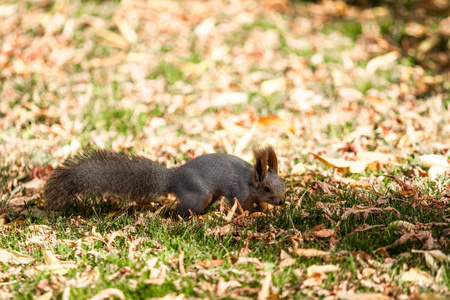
[321,20,362,41]
[147,61,187,86]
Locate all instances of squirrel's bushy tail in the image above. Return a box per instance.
[44,150,173,209]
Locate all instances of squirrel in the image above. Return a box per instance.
[44,146,286,217]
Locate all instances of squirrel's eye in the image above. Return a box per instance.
[264,186,271,193]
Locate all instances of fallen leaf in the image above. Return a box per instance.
[94,28,129,49]
[36,291,53,300]
[419,154,450,168]
[128,237,145,260]
[257,271,272,300]
[366,52,399,74]
[89,288,125,300]
[257,115,294,133]
[145,264,167,285]
[347,224,384,236]
[311,153,368,173]
[211,92,247,107]
[178,249,185,276]
[306,264,340,277]
[199,259,225,267]
[216,277,241,296]
[0,249,35,264]
[235,257,264,269]
[206,224,232,237]
[225,201,238,222]
[292,248,330,258]
[428,166,449,180]
[400,268,431,284]
[387,220,416,231]
[339,293,390,300]
[260,78,286,95]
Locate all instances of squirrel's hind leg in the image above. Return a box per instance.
[176,191,213,218]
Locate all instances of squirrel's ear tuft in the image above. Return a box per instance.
[267,146,278,174]
[252,147,268,183]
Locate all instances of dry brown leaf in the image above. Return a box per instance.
[311,153,368,174]
[306,264,340,277]
[292,248,330,258]
[419,154,450,168]
[145,264,167,285]
[347,224,384,236]
[338,177,372,189]
[412,249,450,271]
[225,201,238,222]
[178,249,186,276]
[67,267,100,288]
[206,224,232,237]
[278,250,297,269]
[428,166,449,180]
[248,212,267,218]
[199,259,225,267]
[36,291,53,300]
[257,271,272,300]
[114,18,138,44]
[89,288,125,300]
[341,205,399,220]
[260,78,286,95]
[400,268,431,284]
[235,257,264,269]
[301,274,325,287]
[239,246,251,257]
[291,163,307,175]
[216,277,241,296]
[128,237,145,260]
[23,178,46,190]
[338,293,390,300]
[257,115,294,133]
[211,92,247,107]
[366,52,399,74]
[392,230,434,250]
[310,180,340,195]
[0,249,35,264]
[93,28,129,49]
[311,227,335,238]
[439,17,450,36]
[43,250,60,265]
[387,220,416,231]
[105,230,125,248]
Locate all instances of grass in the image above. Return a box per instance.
[0,0,448,298]
[1,182,448,298]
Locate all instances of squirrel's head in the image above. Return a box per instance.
[252,146,286,206]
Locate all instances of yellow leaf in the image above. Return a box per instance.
[293,248,330,258]
[306,264,339,277]
[366,52,399,74]
[43,250,60,265]
[311,153,368,174]
[257,115,294,133]
[401,268,431,283]
[0,249,35,264]
[260,78,286,95]
[428,166,449,180]
[291,163,307,175]
[419,154,450,168]
[225,201,238,222]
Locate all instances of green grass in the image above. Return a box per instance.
[1,182,448,299]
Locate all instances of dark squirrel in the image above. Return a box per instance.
[44,146,286,217]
